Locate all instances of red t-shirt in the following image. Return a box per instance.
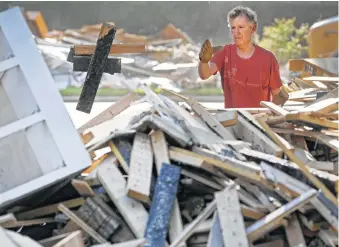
[211,44,282,108]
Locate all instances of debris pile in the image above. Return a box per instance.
[1,78,338,246]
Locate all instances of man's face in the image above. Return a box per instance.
[229,15,256,47]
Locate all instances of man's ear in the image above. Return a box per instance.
[251,24,257,33]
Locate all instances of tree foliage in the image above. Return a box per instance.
[256,17,309,64]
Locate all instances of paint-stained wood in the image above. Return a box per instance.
[76,23,117,113]
[214,110,238,127]
[127,133,153,203]
[246,189,317,242]
[207,213,223,247]
[144,163,181,247]
[97,156,148,238]
[215,184,249,247]
[150,130,185,247]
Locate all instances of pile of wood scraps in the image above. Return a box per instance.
[1,79,337,246]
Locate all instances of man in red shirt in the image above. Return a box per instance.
[198,6,287,108]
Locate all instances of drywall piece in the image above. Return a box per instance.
[0,7,91,209]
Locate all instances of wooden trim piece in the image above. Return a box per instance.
[57,203,107,244]
[97,156,148,238]
[16,198,85,220]
[285,112,338,129]
[246,189,317,242]
[257,118,338,206]
[77,93,138,133]
[127,133,153,203]
[169,200,217,247]
[52,230,85,247]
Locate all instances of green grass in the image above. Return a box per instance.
[60,86,224,97]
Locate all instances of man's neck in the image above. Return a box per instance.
[237,43,255,58]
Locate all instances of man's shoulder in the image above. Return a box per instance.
[255,45,277,59]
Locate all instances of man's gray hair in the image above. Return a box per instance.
[227,6,258,26]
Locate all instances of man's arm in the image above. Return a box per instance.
[198,61,218,80]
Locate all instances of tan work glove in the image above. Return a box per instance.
[199,39,213,63]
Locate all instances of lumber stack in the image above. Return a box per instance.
[1,79,337,247]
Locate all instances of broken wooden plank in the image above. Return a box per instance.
[97,156,148,238]
[81,153,109,176]
[58,203,106,244]
[150,130,185,247]
[52,231,85,247]
[109,141,129,174]
[215,184,249,247]
[299,97,339,114]
[169,200,217,247]
[144,163,181,247]
[285,112,338,129]
[206,213,223,247]
[214,110,238,127]
[16,198,85,220]
[246,189,317,242]
[71,179,95,197]
[80,131,94,144]
[231,113,283,157]
[260,101,289,116]
[77,93,138,133]
[284,214,306,247]
[127,133,153,203]
[257,118,338,206]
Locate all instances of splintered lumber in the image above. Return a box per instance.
[80,131,94,144]
[71,179,95,197]
[284,214,306,247]
[169,147,262,183]
[74,44,146,55]
[97,156,148,238]
[239,148,337,195]
[260,163,338,230]
[144,163,181,247]
[127,133,153,203]
[77,93,138,133]
[52,230,85,247]
[184,96,235,140]
[215,184,249,247]
[285,112,338,129]
[150,130,185,246]
[257,118,338,206]
[16,198,85,220]
[169,200,217,247]
[246,189,317,242]
[82,153,109,176]
[58,203,107,244]
[214,110,238,127]
[260,101,289,116]
[231,113,283,157]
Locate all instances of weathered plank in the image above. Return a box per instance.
[97,156,148,238]
[71,179,95,197]
[285,112,338,129]
[215,184,249,247]
[127,133,153,203]
[206,213,223,247]
[214,110,238,127]
[144,163,181,247]
[260,101,289,116]
[246,189,317,242]
[109,141,129,174]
